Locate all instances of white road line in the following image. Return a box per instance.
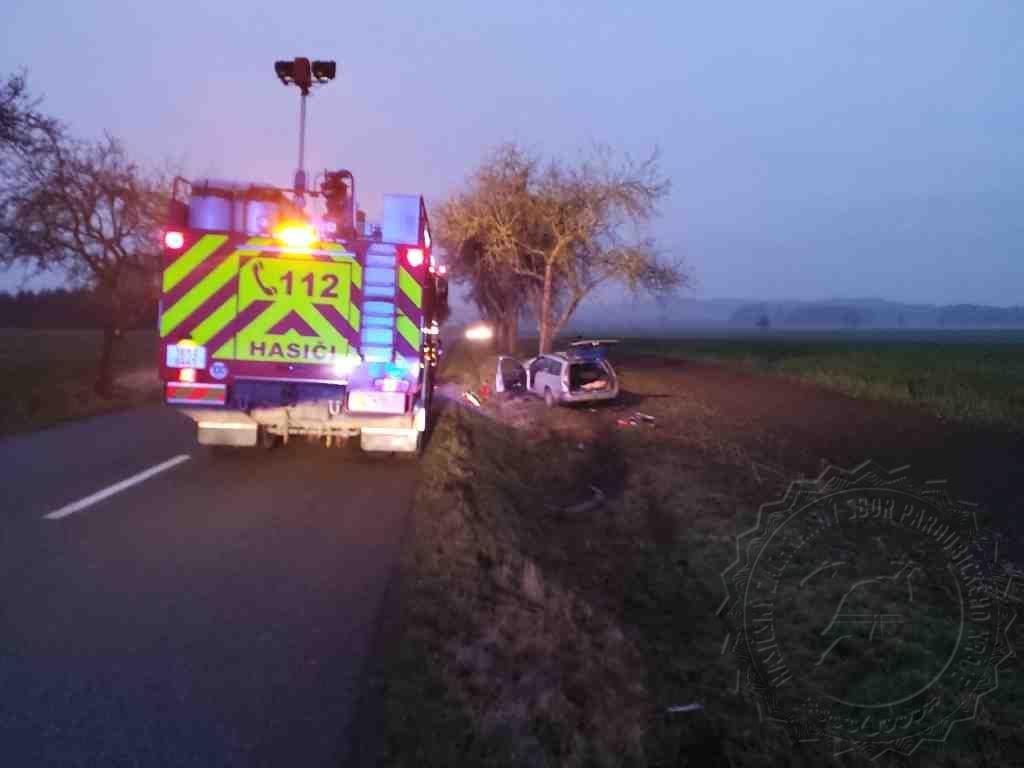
[43,454,191,521]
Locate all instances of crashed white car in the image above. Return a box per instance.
[495,340,620,406]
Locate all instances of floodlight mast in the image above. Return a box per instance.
[273,58,337,205]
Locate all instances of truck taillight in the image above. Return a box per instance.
[164,230,185,250]
[405,248,424,268]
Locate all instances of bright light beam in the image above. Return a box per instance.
[464,323,494,342]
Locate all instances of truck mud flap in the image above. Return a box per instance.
[360,427,419,453]
[186,409,260,447]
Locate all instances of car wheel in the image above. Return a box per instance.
[544,388,556,408]
[259,428,280,450]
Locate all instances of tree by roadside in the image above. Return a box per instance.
[440,143,686,354]
[0,74,165,395]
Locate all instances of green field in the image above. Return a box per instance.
[606,334,1024,430]
[0,329,160,436]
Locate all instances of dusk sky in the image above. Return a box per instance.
[2,1,1021,305]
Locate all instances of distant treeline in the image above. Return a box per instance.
[0,289,156,329]
[731,302,1024,330]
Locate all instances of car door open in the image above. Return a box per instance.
[495,356,528,393]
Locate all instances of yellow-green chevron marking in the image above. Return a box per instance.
[160,252,239,336]
[397,312,420,351]
[398,266,421,308]
[162,234,228,292]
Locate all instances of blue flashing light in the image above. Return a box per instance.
[363,348,392,363]
[363,327,393,345]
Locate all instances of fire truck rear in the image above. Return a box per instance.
[158,173,448,454]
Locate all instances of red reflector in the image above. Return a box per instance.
[166,382,226,405]
[164,230,185,250]
[406,248,424,267]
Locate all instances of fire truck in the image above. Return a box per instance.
[156,58,448,454]
[158,172,447,454]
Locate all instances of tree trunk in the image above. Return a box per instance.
[96,323,116,398]
[95,282,121,398]
[493,315,507,353]
[503,312,518,355]
[538,262,554,353]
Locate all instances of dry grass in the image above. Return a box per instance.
[380,346,755,765]
[380,403,653,766]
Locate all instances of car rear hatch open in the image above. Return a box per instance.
[570,360,614,392]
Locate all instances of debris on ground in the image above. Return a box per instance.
[464,392,482,407]
[562,485,606,517]
[617,412,657,428]
[666,703,704,715]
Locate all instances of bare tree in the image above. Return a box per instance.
[440,143,686,354]
[1,131,165,395]
[0,72,58,155]
[1,73,62,240]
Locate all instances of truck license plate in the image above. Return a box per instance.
[348,390,406,414]
[166,344,208,369]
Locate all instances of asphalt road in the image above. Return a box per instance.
[0,405,417,766]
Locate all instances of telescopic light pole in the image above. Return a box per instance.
[273,58,337,207]
[297,91,308,195]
